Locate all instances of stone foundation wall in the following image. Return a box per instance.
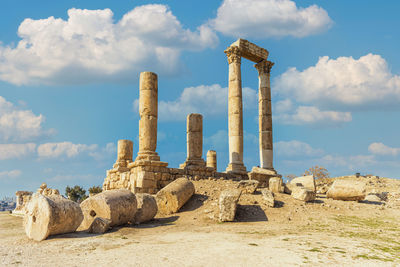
[103,161,278,194]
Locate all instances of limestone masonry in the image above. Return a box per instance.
[103,39,281,194]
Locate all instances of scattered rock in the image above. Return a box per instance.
[134,193,158,224]
[236,180,259,194]
[218,189,241,222]
[326,180,366,201]
[88,217,111,234]
[289,175,316,192]
[260,188,275,207]
[291,187,316,202]
[269,177,284,193]
[24,193,83,241]
[156,178,195,215]
[364,194,382,203]
[80,189,137,230]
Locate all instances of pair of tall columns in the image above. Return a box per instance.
[224,46,274,173]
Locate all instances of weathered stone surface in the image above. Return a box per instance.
[13,191,32,215]
[88,217,111,234]
[291,187,316,202]
[236,180,259,194]
[230,39,269,63]
[255,60,274,170]
[289,175,316,192]
[136,71,160,161]
[181,114,206,168]
[261,188,275,207]
[156,178,195,215]
[117,140,133,162]
[364,194,382,203]
[219,189,241,222]
[24,193,83,241]
[37,183,60,196]
[206,150,217,171]
[225,45,246,174]
[249,167,277,188]
[326,180,366,201]
[269,177,284,193]
[80,189,137,230]
[134,193,158,224]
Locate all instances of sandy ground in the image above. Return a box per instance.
[1,177,400,266]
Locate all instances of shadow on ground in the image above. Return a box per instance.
[236,205,268,222]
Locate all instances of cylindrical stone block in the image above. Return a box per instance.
[24,193,83,241]
[117,140,133,162]
[156,178,195,215]
[186,114,203,160]
[138,72,158,156]
[138,115,157,152]
[326,180,366,201]
[79,189,137,230]
[134,193,158,224]
[206,150,217,171]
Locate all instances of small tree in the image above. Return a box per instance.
[303,166,329,179]
[65,185,87,203]
[88,186,102,196]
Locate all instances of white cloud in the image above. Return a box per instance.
[137,84,257,121]
[211,0,332,38]
[0,170,22,180]
[274,104,352,126]
[368,142,400,156]
[275,140,324,157]
[274,54,400,109]
[0,143,36,160]
[88,142,117,161]
[204,130,228,151]
[0,96,54,142]
[37,142,98,158]
[0,5,218,85]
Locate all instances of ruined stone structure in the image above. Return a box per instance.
[224,39,276,173]
[103,39,280,194]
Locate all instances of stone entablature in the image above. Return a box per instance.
[230,39,269,63]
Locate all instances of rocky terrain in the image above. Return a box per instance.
[1,176,400,266]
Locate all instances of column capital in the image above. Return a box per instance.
[224,46,241,64]
[255,60,274,75]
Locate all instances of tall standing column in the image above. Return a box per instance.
[225,46,246,174]
[255,60,274,169]
[180,113,205,168]
[136,71,160,161]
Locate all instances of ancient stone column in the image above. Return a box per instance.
[224,46,246,174]
[136,72,160,161]
[206,150,217,171]
[117,140,133,162]
[180,113,205,168]
[255,60,274,170]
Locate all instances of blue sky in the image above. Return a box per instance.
[1,0,399,198]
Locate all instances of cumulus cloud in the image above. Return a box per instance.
[37,142,98,158]
[0,170,22,180]
[135,84,257,121]
[274,54,400,109]
[275,140,324,157]
[0,143,36,160]
[211,0,332,38]
[368,142,400,156]
[274,103,352,126]
[0,96,54,142]
[0,5,218,85]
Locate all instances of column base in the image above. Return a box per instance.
[179,159,206,169]
[135,151,160,161]
[225,163,247,175]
